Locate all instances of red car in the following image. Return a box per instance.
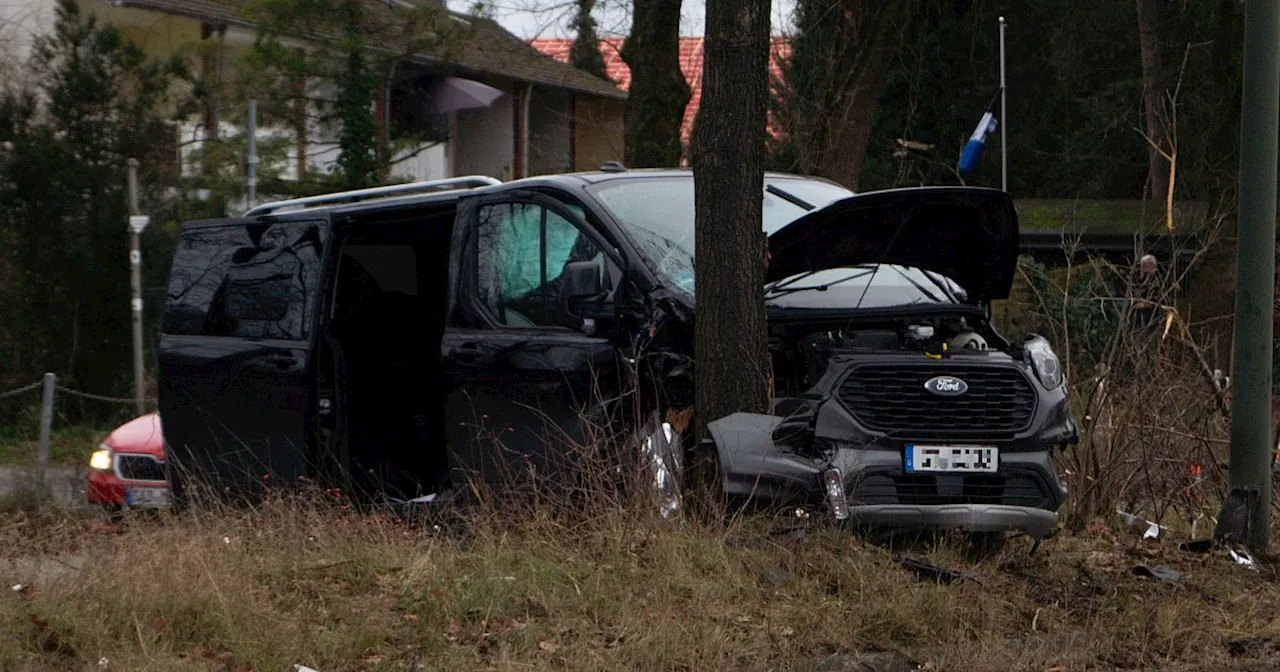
[86,412,170,509]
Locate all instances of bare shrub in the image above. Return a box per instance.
[1007,233,1235,533]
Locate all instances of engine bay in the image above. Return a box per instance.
[769,312,1013,395]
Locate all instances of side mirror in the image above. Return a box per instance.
[560,260,602,301]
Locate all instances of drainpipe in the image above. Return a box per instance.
[522,82,533,178]
[382,61,397,180]
[568,92,577,171]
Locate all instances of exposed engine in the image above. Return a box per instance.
[770,315,1005,395]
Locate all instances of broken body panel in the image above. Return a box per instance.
[706,187,1076,538]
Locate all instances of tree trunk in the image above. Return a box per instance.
[814,5,908,190]
[691,0,772,441]
[620,0,690,167]
[780,0,919,190]
[1136,0,1170,207]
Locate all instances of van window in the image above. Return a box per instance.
[163,220,326,340]
[473,202,610,329]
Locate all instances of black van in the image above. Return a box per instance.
[157,168,1077,539]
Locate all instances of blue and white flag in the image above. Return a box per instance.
[957,90,1001,174]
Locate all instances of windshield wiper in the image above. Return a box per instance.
[765,269,875,297]
[766,269,822,294]
[765,184,815,211]
[919,269,961,303]
[891,266,943,303]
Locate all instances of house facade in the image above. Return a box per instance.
[0,0,627,198]
[530,36,791,162]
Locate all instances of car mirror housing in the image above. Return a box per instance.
[561,260,602,299]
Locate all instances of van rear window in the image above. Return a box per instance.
[163,220,326,340]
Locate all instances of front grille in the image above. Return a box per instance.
[116,454,166,481]
[852,473,1049,508]
[838,364,1036,436]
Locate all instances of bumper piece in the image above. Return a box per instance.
[848,503,1057,539]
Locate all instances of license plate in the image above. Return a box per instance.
[125,486,171,508]
[905,445,998,473]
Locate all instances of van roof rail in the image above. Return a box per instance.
[242,175,504,217]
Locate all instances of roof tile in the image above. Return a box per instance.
[529,36,790,144]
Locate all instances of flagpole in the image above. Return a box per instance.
[999,16,1007,193]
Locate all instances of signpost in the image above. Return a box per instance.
[127,159,149,417]
[1219,0,1279,553]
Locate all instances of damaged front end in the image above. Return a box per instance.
[707,329,1077,539]
[701,186,1078,540]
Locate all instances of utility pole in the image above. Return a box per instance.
[126,159,149,417]
[1220,0,1279,553]
[246,99,259,209]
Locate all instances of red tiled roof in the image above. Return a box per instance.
[530,36,790,148]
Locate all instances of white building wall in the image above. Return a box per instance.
[453,78,513,180]
[389,142,449,182]
[0,0,56,77]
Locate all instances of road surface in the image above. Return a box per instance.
[0,465,86,509]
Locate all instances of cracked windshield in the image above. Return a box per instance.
[590,176,853,294]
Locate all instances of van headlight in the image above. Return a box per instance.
[1025,337,1064,389]
[89,444,113,471]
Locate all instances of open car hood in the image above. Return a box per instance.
[765,186,1019,301]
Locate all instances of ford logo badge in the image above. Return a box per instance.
[924,376,968,396]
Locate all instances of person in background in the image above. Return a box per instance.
[1129,253,1164,342]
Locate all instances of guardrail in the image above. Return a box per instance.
[1,373,154,492]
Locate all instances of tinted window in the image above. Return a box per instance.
[163,220,325,340]
[474,202,613,329]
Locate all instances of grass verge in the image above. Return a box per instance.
[1,492,1278,671]
[0,424,114,467]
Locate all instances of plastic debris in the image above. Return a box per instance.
[891,553,981,585]
[1213,488,1257,544]
[1228,546,1259,571]
[1131,564,1182,583]
[294,666,320,672]
[10,583,24,593]
[1115,509,1167,539]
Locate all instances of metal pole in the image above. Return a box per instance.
[36,373,54,491]
[126,159,147,417]
[1223,0,1279,553]
[247,99,258,208]
[999,16,1007,193]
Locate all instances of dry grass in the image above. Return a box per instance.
[1,491,1279,672]
[0,424,116,467]
[5,245,1273,670]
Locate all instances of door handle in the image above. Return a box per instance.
[450,343,487,364]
